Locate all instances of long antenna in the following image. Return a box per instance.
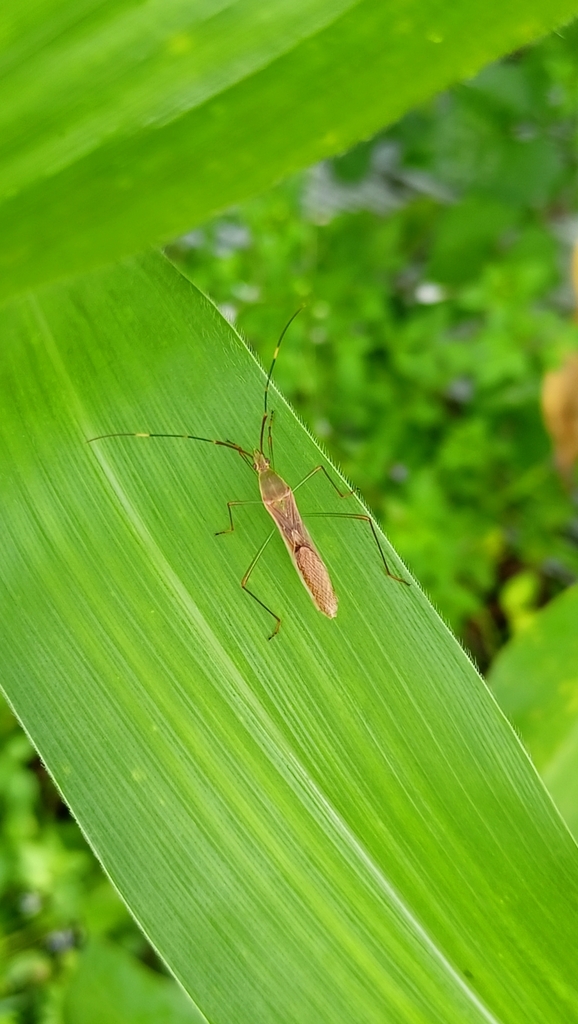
[259,307,303,453]
[87,431,254,464]
[263,307,303,418]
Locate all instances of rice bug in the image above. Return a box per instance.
[88,310,409,638]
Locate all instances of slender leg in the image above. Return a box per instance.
[215,506,280,638]
[225,441,254,471]
[240,530,281,639]
[302,512,410,586]
[293,464,355,499]
[215,500,263,535]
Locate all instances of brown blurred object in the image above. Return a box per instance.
[540,239,578,484]
[572,236,578,313]
[541,352,578,483]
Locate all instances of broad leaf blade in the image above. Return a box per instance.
[1,253,578,1022]
[2,0,578,300]
[63,941,203,1024]
[489,585,578,840]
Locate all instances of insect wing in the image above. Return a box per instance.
[266,491,338,619]
[293,543,338,618]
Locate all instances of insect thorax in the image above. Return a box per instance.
[258,466,290,503]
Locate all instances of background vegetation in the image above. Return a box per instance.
[172,27,578,666]
[3,17,578,1024]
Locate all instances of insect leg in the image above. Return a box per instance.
[303,512,410,585]
[240,530,281,639]
[215,500,263,536]
[293,464,355,499]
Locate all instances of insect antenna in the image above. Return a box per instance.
[259,307,303,453]
[267,410,276,469]
[87,431,253,463]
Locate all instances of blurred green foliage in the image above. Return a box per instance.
[4,24,578,1020]
[171,29,578,664]
[489,583,578,840]
[0,700,155,1019]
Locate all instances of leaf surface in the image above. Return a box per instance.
[489,584,578,841]
[1,253,578,1022]
[64,940,203,1024]
[2,0,578,300]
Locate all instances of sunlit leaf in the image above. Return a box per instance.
[2,0,578,300]
[1,253,578,1021]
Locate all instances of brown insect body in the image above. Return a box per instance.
[255,451,338,618]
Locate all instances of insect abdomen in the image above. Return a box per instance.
[294,544,338,618]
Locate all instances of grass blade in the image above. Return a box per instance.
[2,0,578,300]
[1,253,578,1021]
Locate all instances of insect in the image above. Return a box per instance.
[88,311,409,638]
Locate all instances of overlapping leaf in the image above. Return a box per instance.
[490,585,578,841]
[2,0,578,300]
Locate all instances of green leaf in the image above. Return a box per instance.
[2,0,578,301]
[489,584,578,841]
[63,941,202,1024]
[1,252,578,1021]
